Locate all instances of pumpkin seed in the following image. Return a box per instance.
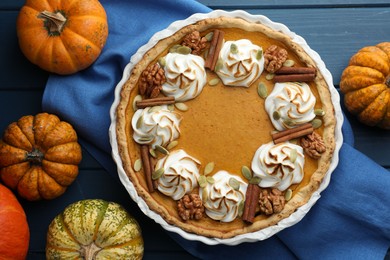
[136,115,144,129]
[214,58,224,71]
[285,189,293,201]
[202,188,208,202]
[133,158,142,172]
[133,95,142,111]
[229,177,240,191]
[152,168,164,180]
[257,82,268,99]
[230,43,238,54]
[198,175,207,188]
[290,149,298,163]
[283,59,295,67]
[238,200,245,217]
[256,49,263,60]
[149,148,157,158]
[177,46,192,55]
[167,104,175,111]
[249,176,261,185]
[273,111,281,120]
[206,176,215,184]
[149,106,162,113]
[311,118,323,129]
[155,145,169,155]
[158,57,166,67]
[208,78,220,86]
[169,44,181,53]
[166,140,178,150]
[283,118,296,127]
[204,162,215,175]
[266,73,275,80]
[241,166,252,181]
[205,32,214,41]
[175,102,188,111]
[139,135,153,142]
[314,108,326,117]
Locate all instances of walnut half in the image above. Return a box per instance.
[300,132,326,159]
[264,45,288,73]
[177,194,204,221]
[259,188,285,215]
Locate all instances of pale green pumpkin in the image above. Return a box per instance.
[46,199,144,259]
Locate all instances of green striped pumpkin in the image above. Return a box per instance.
[46,199,143,259]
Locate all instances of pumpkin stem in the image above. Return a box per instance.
[38,10,67,35]
[81,242,102,260]
[26,148,44,165]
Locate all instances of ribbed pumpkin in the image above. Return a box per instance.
[0,183,30,260]
[16,0,108,75]
[0,113,82,201]
[46,199,144,259]
[340,42,390,129]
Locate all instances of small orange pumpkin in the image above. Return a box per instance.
[16,0,108,75]
[0,183,30,260]
[340,42,390,129]
[0,113,82,200]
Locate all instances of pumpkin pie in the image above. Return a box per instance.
[113,12,339,241]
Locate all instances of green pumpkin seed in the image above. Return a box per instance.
[202,188,208,202]
[133,95,142,111]
[167,140,178,150]
[205,32,214,41]
[208,78,220,86]
[177,46,192,55]
[133,158,142,172]
[169,44,182,53]
[152,168,164,180]
[167,104,175,111]
[149,148,157,158]
[229,177,240,191]
[311,118,323,129]
[204,162,215,175]
[256,49,263,60]
[290,149,298,163]
[230,43,238,54]
[238,200,245,217]
[158,57,166,67]
[175,102,188,111]
[285,189,293,201]
[257,82,268,99]
[314,108,326,117]
[214,59,224,71]
[283,59,295,67]
[139,135,153,142]
[206,176,215,184]
[249,176,261,185]
[241,166,252,181]
[283,118,296,127]
[266,73,275,80]
[149,106,162,113]
[155,145,169,155]
[198,175,207,188]
[273,111,281,120]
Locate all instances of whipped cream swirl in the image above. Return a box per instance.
[199,171,247,222]
[251,142,304,191]
[162,53,207,101]
[155,149,200,200]
[131,105,182,148]
[216,39,264,87]
[265,82,316,131]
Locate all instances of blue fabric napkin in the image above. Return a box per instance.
[42,0,390,259]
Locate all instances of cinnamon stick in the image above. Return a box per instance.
[275,66,316,75]
[272,123,313,144]
[136,96,175,108]
[273,73,316,83]
[242,184,261,223]
[205,29,225,71]
[140,145,155,192]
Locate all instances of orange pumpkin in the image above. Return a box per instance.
[0,183,30,260]
[16,0,108,75]
[0,113,82,201]
[340,42,390,129]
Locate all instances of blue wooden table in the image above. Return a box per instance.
[1,0,389,259]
